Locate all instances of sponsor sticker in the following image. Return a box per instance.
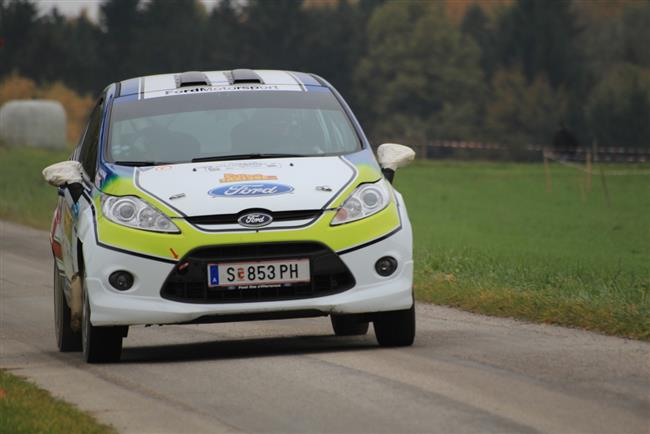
[164,84,283,96]
[219,173,278,183]
[208,183,294,197]
[194,161,282,172]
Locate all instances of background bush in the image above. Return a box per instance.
[0,73,92,145]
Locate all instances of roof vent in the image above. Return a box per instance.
[226,69,264,85]
[176,71,210,88]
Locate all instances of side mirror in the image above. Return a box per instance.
[43,161,84,202]
[377,143,415,183]
[43,161,83,187]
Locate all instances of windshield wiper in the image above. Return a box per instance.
[191,153,303,163]
[112,161,165,167]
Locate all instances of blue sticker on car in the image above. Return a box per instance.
[208,183,294,197]
[208,264,219,287]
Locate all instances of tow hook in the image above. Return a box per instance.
[69,273,83,332]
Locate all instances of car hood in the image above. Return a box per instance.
[134,156,357,217]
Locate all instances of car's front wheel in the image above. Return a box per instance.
[331,314,369,336]
[53,265,82,352]
[81,278,124,363]
[373,305,416,347]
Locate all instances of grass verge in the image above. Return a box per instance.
[0,370,116,434]
[395,161,649,340]
[0,147,69,229]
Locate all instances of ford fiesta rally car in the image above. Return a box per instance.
[43,69,416,363]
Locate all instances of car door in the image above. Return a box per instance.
[60,97,104,281]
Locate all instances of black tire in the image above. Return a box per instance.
[81,279,123,363]
[374,304,416,347]
[53,265,82,352]
[331,314,369,336]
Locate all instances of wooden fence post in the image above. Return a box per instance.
[586,149,593,193]
[599,164,612,207]
[543,148,552,193]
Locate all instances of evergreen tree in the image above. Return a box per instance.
[22,8,69,85]
[619,1,650,68]
[100,0,142,83]
[496,0,582,89]
[65,12,104,93]
[130,0,207,75]
[202,0,242,70]
[239,0,307,70]
[461,3,497,80]
[300,0,363,99]
[0,0,39,77]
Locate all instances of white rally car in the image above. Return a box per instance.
[43,69,415,363]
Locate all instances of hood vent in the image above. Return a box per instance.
[226,69,264,85]
[176,71,210,88]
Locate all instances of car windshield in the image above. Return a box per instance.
[106,90,361,164]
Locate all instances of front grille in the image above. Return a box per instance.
[160,242,355,303]
[186,209,323,226]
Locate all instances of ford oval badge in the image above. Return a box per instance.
[237,212,273,228]
[208,183,294,197]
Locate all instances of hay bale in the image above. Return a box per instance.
[0,99,67,149]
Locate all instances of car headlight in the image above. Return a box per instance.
[331,179,392,225]
[101,195,180,233]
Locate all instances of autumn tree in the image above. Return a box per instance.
[354,1,485,143]
[486,68,567,147]
[587,64,650,147]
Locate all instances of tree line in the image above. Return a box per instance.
[1,0,649,149]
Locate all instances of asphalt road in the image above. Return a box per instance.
[1,220,649,434]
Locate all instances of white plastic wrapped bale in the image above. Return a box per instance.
[0,99,66,149]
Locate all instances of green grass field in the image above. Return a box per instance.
[0,370,115,434]
[0,147,69,228]
[395,161,650,339]
[1,147,648,339]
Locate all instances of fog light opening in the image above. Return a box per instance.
[375,256,398,277]
[109,270,134,291]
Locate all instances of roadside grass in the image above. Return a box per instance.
[0,147,648,339]
[0,370,116,434]
[395,161,650,340]
[0,147,69,229]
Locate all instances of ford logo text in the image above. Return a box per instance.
[208,183,294,197]
[237,212,273,228]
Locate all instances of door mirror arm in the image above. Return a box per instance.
[66,182,84,203]
[381,168,395,183]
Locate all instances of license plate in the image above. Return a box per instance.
[207,259,310,288]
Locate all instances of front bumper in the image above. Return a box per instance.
[83,224,413,326]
